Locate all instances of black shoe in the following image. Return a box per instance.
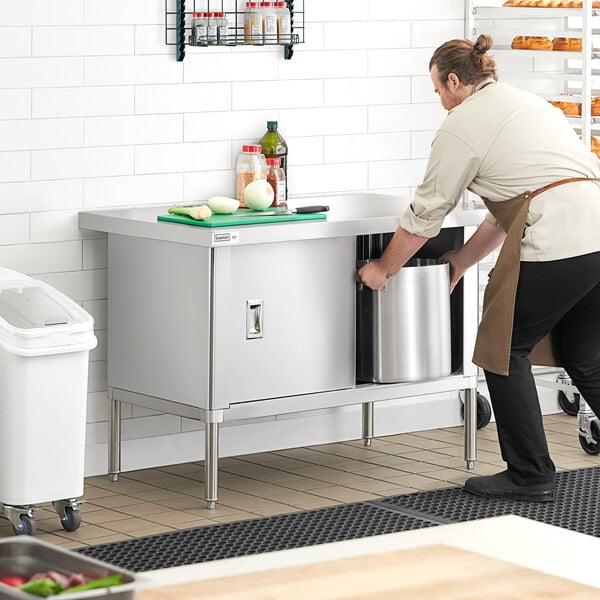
[464,470,555,502]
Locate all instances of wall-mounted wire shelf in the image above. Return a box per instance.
[165,0,304,61]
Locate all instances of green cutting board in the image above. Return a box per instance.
[158,209,327,228]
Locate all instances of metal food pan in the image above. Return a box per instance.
[0,537,140,599]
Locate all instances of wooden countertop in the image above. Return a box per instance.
[139,543,599,599]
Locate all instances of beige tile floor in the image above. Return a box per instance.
[1,413,596,550]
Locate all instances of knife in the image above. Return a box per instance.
[236,205,330,217]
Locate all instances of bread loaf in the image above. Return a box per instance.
[503,0,600,7]
[552,37,582,51]
[511,35,553,50]
[576,97,600,116]
[549,100,581,115]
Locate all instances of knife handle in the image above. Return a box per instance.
[295,205,330,214]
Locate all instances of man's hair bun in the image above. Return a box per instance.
[474,34,493,55]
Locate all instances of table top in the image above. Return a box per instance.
[138,542,599,599]
[78,193,487,248]
[141,515,600,593]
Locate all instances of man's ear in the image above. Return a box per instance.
[447,72,460,89]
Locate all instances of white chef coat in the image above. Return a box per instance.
[400,80,600,261]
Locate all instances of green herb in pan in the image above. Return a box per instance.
[18,579,63,597]
[60,573,125,594]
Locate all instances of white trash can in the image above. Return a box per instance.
[0,268,97,535]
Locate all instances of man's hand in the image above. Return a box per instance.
[440,250,467,293]
[439,219,507,293]
[355,225,429,291]
[356,261,391,291]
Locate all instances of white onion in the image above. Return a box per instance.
[244,179,274,210]
[208,196,240,214]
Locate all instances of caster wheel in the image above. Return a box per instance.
[558,391,580,417]
[475,393,492,429]
[461,393,492,430]
[12,514,36,536]
[579,420,600,455]
[60,506,81,532]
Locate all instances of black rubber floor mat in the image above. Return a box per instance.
[77,466,600,572]
[379,466,600,536]
[77,501,437,572]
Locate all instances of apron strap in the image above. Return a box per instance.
[528,177,600,200]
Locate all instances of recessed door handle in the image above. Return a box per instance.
[246,299,263,339]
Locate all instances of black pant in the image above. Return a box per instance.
[484,251,600,485]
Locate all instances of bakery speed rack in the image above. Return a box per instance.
[165,0,304,61]
[467,0,600,147]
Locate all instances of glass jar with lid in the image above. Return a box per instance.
[274,2,291,44]
[266,157,286,208]
[244,2,264,45]
[191,12,208,46]
[261,2,278,44]
[206,12,218,45]
[216,12,229,45]
[236,145,267,207]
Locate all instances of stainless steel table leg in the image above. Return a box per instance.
[463,387,477,469]
[362,402,374,447]
[108,388,121,482]
[205,421,219,509]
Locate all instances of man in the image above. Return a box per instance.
[357,35,600,502]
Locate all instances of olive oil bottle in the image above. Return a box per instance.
[259,121,288,182]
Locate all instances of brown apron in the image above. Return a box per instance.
[472,177,600,376]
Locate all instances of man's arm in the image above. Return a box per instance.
[441,218,506,292]
[356,226,428,290]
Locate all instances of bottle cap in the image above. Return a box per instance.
[192,12,204,17]
[274,1,286,5]
[246,2,259,6]
[206,11,215,16]
[242,145,262,153]
[267,120,278,129]
[217,12,226,17]
[266,158,281,166]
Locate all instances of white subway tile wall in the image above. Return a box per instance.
[33,26,135,57]
[33,86,135,118]
[0,0,466,475]
[0,27,32,58]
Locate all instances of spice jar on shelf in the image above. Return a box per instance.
[191,12,208,46]
[206,12,218,45]
[236,145,267,207]
[244,2,264,45]
[274,2,291,44]
[216,12,229,45]
[266,157,287,208]
[261,2,278,44]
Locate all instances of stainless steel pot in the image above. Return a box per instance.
[356,258,451,383]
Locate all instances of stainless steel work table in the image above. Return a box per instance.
[79,193,487,508]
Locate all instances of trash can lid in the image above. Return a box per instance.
[0,269,96,354]
[0,286,69,328]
